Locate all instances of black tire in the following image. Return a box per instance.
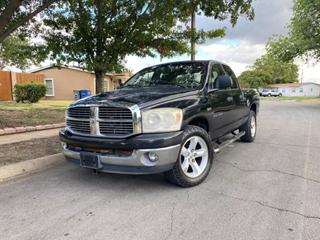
[239,110,257,142]
[164,125,214,187]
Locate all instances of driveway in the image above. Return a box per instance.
[1,100,320,240]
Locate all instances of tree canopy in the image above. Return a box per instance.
[238,54,299,88]
[42,0,256,93]
[267,0,320,61]
[43,0,192,93]
[0,35,46,70]
[0,0,57,43]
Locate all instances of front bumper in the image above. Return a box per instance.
[60,129,183,174]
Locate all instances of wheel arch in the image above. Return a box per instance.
[186,116,210,133]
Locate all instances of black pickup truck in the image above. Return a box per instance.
[60,61,259,187]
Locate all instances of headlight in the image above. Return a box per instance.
[142,108,183,133]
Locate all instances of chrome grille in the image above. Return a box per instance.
[66,106,135,137]
[68,107,91,119]
[99,121,133,135]
[98,107,133,135]
[99,107,132,120]
[66,119,90,134]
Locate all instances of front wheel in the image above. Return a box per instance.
[239,110,257,142]
[165,125,213,187]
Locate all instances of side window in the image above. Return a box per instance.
[223,64,239,89]
[209,64,225,89]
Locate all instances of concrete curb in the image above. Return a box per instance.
[0,123,65,136]
[0,153,64,183]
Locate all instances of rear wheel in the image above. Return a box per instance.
[165,125,213,187]
[239,110,257,142]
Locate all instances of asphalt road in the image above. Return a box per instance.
[1,100,320,240]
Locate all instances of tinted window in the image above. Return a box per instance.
[222,64,239,89]
[209,64,225,89]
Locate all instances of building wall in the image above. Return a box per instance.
[34,68,95,100]
[278,84,320,97]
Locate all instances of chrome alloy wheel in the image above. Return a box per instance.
[180,136,209,178]
[251,115,256,138]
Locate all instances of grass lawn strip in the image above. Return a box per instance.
[0,100,72,128]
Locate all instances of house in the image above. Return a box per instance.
[0,66,133,101]
[269,82,320,97]
[30,66,133,100]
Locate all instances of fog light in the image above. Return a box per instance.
[148,152,159,162]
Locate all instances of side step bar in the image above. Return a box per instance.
[213,131,245,153]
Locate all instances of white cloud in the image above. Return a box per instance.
[198,41,265,65]
[295,59,320,84]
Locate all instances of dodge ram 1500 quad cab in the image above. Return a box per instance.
[60,61,259,187]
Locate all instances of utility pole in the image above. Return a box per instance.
[191,11,196,61]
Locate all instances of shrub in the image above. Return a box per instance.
[14,84,47,103]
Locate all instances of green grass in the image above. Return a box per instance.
[0,100,73,110]
[261,96,320,102]
[0,100,72,128]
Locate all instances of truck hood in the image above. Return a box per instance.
[71,86,199,109]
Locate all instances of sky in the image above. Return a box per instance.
[125,0,320,83]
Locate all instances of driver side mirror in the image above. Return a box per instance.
[216,75,232,90]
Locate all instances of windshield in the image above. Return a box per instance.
[123,62,207,89]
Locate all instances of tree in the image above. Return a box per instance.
[43,0,190,93]
[0,35,46,70]
[267,0,320,61]
[0,0,57,43]
[238,70,268,88]
[238,54,299,88]
[178,0,255,60]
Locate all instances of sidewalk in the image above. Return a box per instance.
[0,128,60,145]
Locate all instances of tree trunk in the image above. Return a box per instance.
[191,10,196,61]
[95,70,105,94]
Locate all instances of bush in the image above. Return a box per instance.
[14,84,47,103]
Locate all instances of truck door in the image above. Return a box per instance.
[222,64,248,126]
[207,64,236,139]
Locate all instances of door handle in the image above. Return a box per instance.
[226,96,233,102]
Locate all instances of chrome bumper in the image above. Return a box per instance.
[62,144,181,174]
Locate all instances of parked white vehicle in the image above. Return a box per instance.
[261,89,282,97]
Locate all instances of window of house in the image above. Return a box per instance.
[311,88,313,92]
[299,88,303,93]
[282,89,285,93]
[45,79,54,96]
[292,89,295,93]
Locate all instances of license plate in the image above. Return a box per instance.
[80,152,100,169]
